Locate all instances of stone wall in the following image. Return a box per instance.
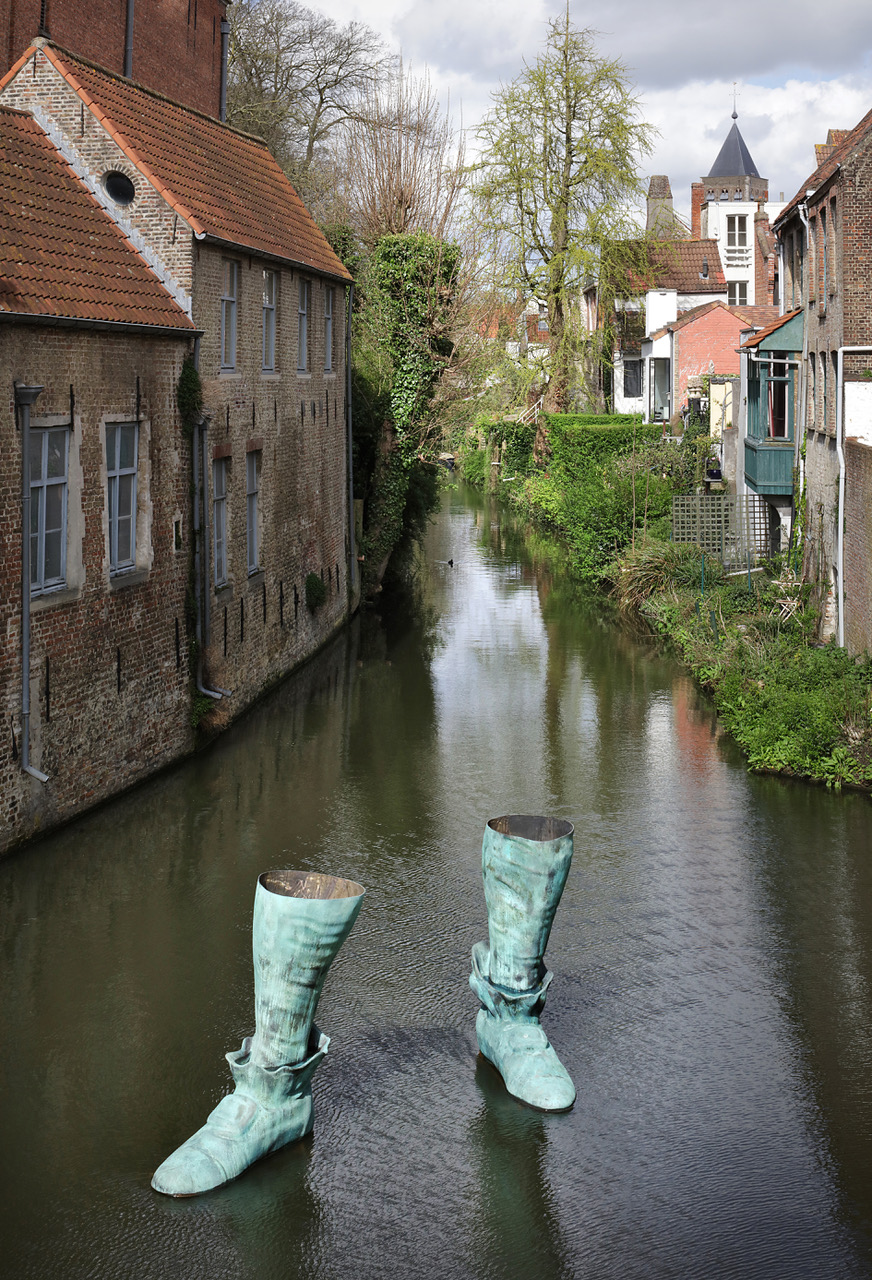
[844,437,872,656]
[0,326,193,853]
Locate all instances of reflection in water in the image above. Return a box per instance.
[2,483,872,1278]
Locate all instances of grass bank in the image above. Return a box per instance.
[609,542,872,791]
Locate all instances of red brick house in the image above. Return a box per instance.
[0,102,196,849]
[772,107,872,648]
[0,37,356,852]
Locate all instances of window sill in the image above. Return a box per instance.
[324,370,337,380]
[296,371,312,380]
[260,371,281,380]
[110,568,149,591]
[31,585,81,612]
[219,371,242,380]
[247,569,265,590]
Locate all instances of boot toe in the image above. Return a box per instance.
[151,1145,228,1197]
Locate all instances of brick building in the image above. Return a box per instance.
[772,107,872,647]
[642,300,779,425]
[0,102,196,850]
[0,39,355,853]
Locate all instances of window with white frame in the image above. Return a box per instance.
[246,450,261,573]
[298,278,310,372]
[106,422,138,574]
[262,270,277,371]
[221,259,239,370]
[324,286,334,371]
[726,215,747,248]
[30,426,68,593]
[728,282,748,307]
[213,458,228,585]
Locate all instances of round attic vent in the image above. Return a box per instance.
[103,170,136,206]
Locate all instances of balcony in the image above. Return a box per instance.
[744,438,794,496]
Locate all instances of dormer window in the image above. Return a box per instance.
[103,170,135,206]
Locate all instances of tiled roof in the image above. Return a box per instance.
[0,105,194,329]
[36,43,351,281]
[731,305,780,330]
[740,308,803,348]
[777,106,872,225]
[629,240,726,293]
[646,300,781,343]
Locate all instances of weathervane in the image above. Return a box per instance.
[732,81,740,120]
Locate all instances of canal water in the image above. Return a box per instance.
[3,484,872,1279]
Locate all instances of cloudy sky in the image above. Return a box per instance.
[322,0,872,222]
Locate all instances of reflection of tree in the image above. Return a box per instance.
[467,1060,573,1280]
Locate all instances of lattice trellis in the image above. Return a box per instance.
[672,494,771,569]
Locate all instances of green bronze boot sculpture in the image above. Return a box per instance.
[152,870,365,1197]
[470,815,575,1112]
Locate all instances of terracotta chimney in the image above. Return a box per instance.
[691,183,704,239]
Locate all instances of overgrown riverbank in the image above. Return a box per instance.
[456,415,872,792]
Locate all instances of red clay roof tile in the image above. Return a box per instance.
[42,44,351,281]
[0,104,194,329]
[628,239,726,294]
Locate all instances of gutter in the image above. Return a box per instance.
[835,345,872,648]
[346,283,357,594]
[219,19,230,123]
[191,337,231,702]
[0,312,199,339]
[15,384,49,783]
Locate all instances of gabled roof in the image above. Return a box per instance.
[740,308,803,349]
[0,105,194,330]
[629,239,726,294]
[646,301,781,344]
[5,42,351,281]
[707,119,760,178]
[777,106,872,226]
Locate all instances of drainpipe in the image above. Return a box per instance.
[16,384,49,784]
[219,18,230,123]
[835,345,872,648]
[190,340,230,699]
[124,0,134,78]
[345,282,357,595]
[792,201,811,559]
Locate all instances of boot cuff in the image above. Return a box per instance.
[470,942,552,1019]
[227,1028,330,1100]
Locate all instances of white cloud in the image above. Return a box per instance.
[643,77,872,223]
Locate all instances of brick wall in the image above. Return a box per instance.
[0,0,227,117]
[192,243,353,730]
[0,325,194,854]
[844,437,872,654]
[674,309,745,410]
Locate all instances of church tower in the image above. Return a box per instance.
[690,111,784,307]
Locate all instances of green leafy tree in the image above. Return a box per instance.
[471,13,654,410]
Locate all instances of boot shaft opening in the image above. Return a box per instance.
[259,871,364,901]
[488,816,573,843]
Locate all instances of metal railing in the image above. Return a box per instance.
[516,397,544,426]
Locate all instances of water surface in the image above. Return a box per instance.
[3,484,872,1279]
